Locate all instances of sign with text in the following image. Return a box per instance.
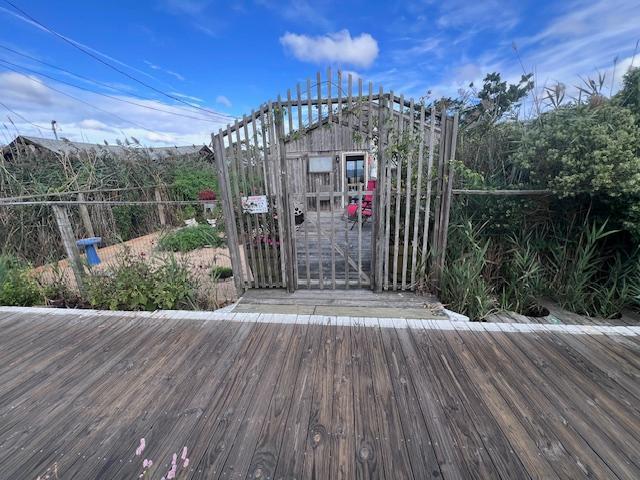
[241,195,268,214]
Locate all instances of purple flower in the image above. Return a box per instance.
[181,447,188,460]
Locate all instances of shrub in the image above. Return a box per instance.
[210,266,233,280]
[158,225,225,252]
[439,222,496,320]
[0,255,42,306]
[85,252,196,311]
[170,164,218,201]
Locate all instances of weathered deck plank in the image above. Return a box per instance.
[0,310,639,479]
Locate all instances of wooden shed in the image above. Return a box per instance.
[214,70,458,294]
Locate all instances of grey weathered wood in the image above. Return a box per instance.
[337,70,343,125]
[401,99,414,290]
[235,119,259,289]
[421,106,437,269]
[357,184,363,288]
[315,181,324,289]
[327,67,333,122]
[245,113,266,288]
[410,105,426,287]
[373,88,385,292]
[437,112,459,276]
[430,108,447,282]
[329,174,336,289]
[275,99,296,293]
[153,189,166,227]
[52,205,85,294]
[347,73,353,127]
[316,71,322,124]
[76,192,95,237]
[255,109,275,287]
[383,90,394,291]
[392,95,404,291]
[212,132,244,294]
[306,78,312,132]
[268,101,287,286]
[343,164,350,289]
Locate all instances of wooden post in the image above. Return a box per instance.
[52,205,85,294]
[373,88,387,292]
[212,132,245,296]
[274,103,297,293]
[77,193,95,238]
[154,188,166,226]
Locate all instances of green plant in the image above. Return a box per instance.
[210,266,233,280]
[499,234,544,315]
[158,225,225,252]
[439,222,496,320]
[0,255,42,306]
[170,164,218,201]
[85,251,197,311]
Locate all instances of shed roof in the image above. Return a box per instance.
[2,135,211,160]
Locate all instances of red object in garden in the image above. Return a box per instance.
[198,189,217,201]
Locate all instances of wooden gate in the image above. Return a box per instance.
[213,71,459,294]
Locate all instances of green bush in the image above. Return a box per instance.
[170,164,218,201]
[159,225,225,252]
[440,222,496,320]
[85,253,196,311]
[0,255,42,306]
[210,266,233,280]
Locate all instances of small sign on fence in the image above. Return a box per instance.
[241,195,268,214]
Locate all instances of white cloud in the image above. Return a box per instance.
[216,95,232,108]
[280,30,379,68]
[144,60,185,81]
[0,72,232,147]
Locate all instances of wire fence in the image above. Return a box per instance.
[1,192,237,310]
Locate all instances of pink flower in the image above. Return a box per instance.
[181,447,188,460]
[167,464,177,479]
[143,459,153,468]
[172,453,177,466]
[135,438,146,456]
[183,458,190,468]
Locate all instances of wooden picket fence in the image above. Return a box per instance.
[213,70,459,294]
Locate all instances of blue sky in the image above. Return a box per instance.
[0,0,638,146]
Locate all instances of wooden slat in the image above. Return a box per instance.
[267,100,287,286]
[235,119,258,288]
[421,106,437,267]
[430,108,447,281]
[329,173,336,289]
[247,112,267,287]
[343,166,349,289]
[315,182,324,289]
[337,70,343,125]
[316,71,322,123]
[437,112,459,275]
[286,89,293,135]
[410,104,426,288]
[392,94,404,290]
[383,90,394,290]
[327,66,333,122]
[401,99,414,290]
[357,184,362,288]
[301,158,311,288]
[347,73,353,127]
[256,110,275,287]
[212,132,244,293]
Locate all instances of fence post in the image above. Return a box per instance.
[373,88,387,292]
[274,102,296,293]
[52,205,86,295]
[77,193,95,238]
[154,188,166,226]
[212,131,245,297]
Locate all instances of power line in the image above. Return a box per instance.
[0,57,227,124]
[0,61,159,134]
[0,43,233,123]
[0,100,49,130]
[2,0,237,121]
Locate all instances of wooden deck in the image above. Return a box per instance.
[1,309,639,479]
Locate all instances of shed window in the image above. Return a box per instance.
[308,156,333,173]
